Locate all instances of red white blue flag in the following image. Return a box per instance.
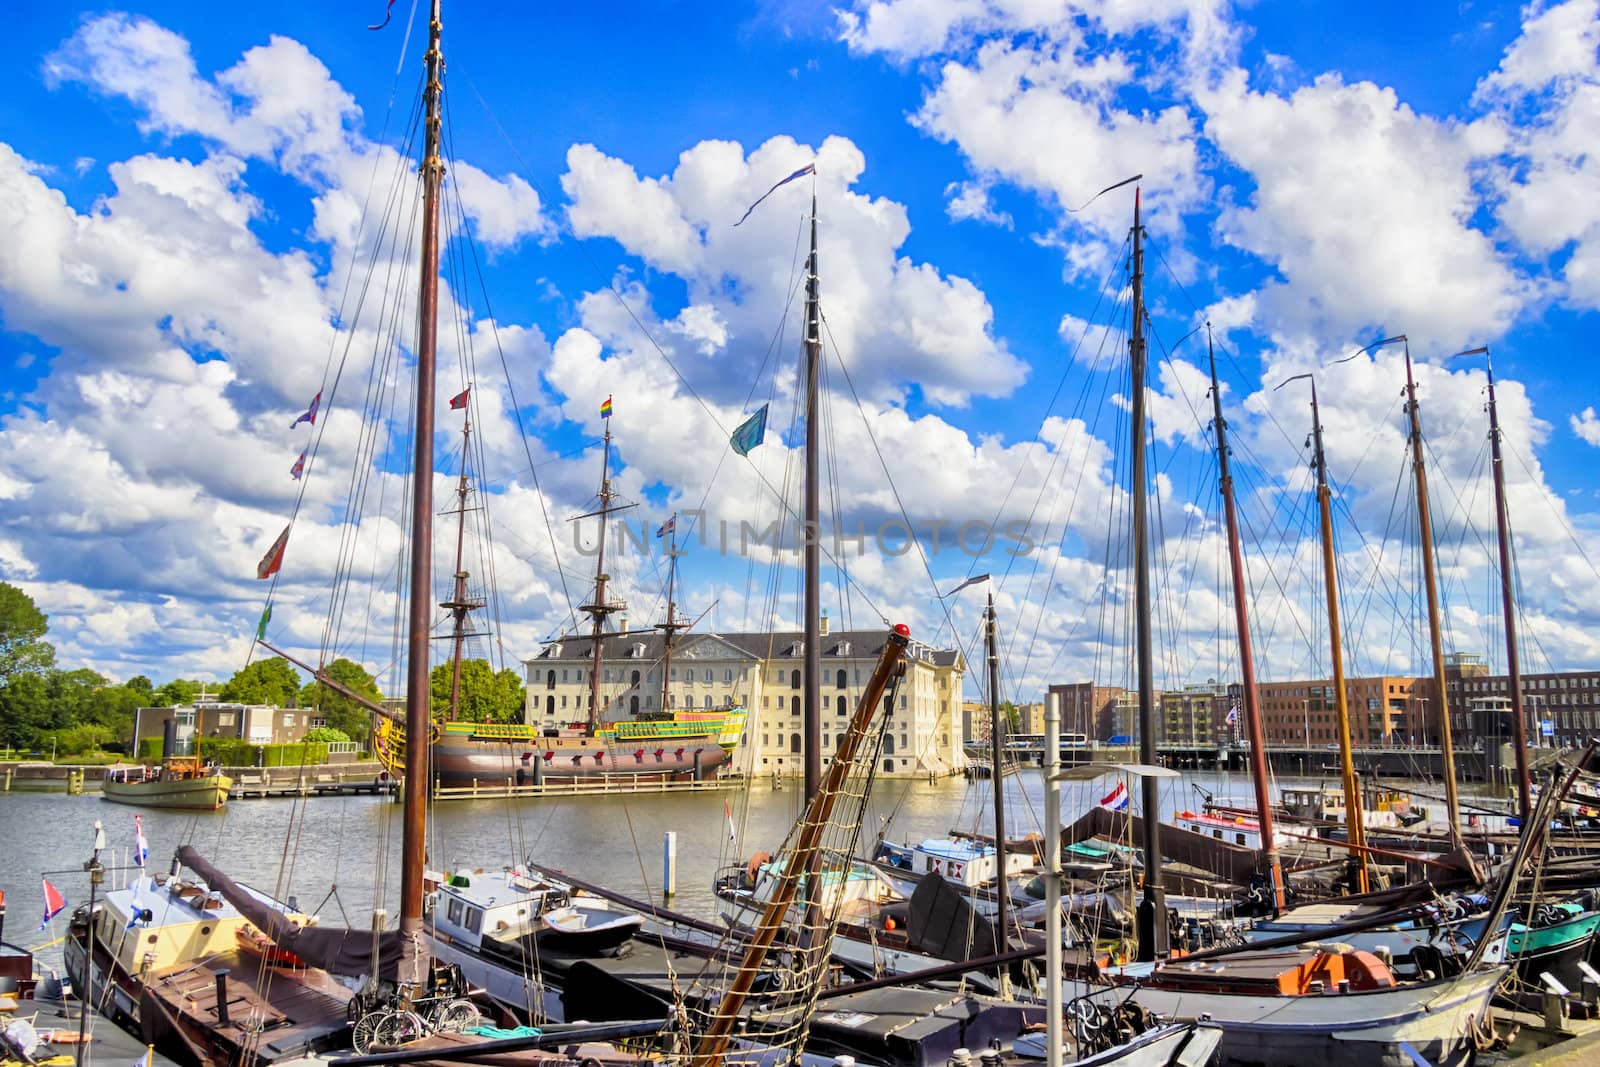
[39,878,67,930]
[656,516,675,538]
[449,387,470,410]
[291,391,321,429]
[134,814,149,868]
[290,451,306,480]
[1099,782,1129,811]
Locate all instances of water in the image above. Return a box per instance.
[0,766,1451,975]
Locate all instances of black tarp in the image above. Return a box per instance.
[176,845,420,983]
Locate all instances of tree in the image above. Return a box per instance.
[0,582,54,684]
[0,672,51,749]
[299,658,383,741]
[126,675,154,697]
[302,725,351,744]
[154,678,200,706]
[429,659,526,723]
[219,657,302,707]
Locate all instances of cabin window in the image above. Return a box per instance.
[447,898,463,925]
[1236,833,1246,846]
[1213,830,1222,840]
[465,907,482,934]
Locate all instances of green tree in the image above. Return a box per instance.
[1000,701,1021,732]
[0,671,52,749]
[429,659,525,723]
[154,678,200,706]
[299,658,382,741]
[301,725,351,744]
[219,657,302,707]
[126,675,154,697]
[0,582,54,683]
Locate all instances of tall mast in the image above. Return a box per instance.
[1128,187,1167,962]
[1305,377,1369,892]
[802,192,822,801]
[1469,346,1531,823]
[985,592,1010,953]
[1208,331,1284,912]
[581,414,625,731]
[398,0,444,982]
[1398,338,1465,848]
[441,400,485,722]
[658,515,689,715]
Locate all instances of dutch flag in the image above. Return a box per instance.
[134,814,150,869]
[1100,782,1129,811]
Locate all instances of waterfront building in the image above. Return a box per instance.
[1416,651,1600,750]
[525,620,967,777]
[132,702,317,755]
[1256,676,1415,746]
[1161,682,1229,747]
[1047,682,1129,741]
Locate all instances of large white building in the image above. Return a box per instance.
[523,622,967,777]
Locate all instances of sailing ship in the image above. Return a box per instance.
[368,413,746,790]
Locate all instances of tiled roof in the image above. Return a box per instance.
[528,627,962,668]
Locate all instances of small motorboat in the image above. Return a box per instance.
[537,897,643,953]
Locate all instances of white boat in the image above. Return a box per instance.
[540,900,645,952]
[1083,951,1504,1067]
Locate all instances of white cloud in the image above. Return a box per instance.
[1574,406,1600,446]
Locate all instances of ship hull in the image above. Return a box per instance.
[101,775,232,810]
[1082,966,1503,1067]
[431,734,727,787]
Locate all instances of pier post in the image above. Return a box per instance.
[662,831,677,899]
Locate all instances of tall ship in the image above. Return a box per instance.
[372,408,745,788]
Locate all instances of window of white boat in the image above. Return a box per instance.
[447,897,463,925]
[465,906,482,934]
[1236,834,1246,845]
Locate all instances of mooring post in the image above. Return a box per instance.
[663,831,678,898]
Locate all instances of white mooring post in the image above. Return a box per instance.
[663,831,678,898]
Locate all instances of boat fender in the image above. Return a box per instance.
[654,748,665,759]
[594,749,605,762]
[675,747,685,758]
[635,748,645,762]
[543,751,554,762]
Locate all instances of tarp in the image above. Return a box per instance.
[176,845,422,983]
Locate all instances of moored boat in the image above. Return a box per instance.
[100,758,230,810]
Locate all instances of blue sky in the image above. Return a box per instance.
[2,0,1599,702]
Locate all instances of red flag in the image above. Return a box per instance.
[256,524,290,580]
[449,387,470,410]
[39,878,67,930]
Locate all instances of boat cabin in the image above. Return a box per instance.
[1173,809,1290,851]
[430,868,566,951]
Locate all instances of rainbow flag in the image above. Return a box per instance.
[600,395,613,419]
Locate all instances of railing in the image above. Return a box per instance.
[432,773,736,800]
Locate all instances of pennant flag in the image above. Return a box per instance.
[1099,782,1129,812]
[289,450,306,481]
[734,163,816,226]
[256,525,291,580]
[724,799,736,843]
[600,395,614,419]
[449,387,470,410]
[291,391,322,429]
[39,879,66,930]
[940,573,991,598]
[134,814,149,868]
[368,0,396,29]
[256,604,272,641]
[1225,702,1240,726]
[730,404,768,456]
[656,516,676,539]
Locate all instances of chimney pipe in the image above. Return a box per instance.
[820,613,830,637]
[619,614,628,635]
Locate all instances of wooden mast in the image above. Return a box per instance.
[583,418,622,731]
[985,592,1010,950]
[1469,345,1531,822]
[1128,186,1167,962]
[440,400,484,722]
[657,515,688,714]
[802,192,822,801]
[1398,337,1466,848]
[398,0,445,984]
[694,625,911,1067]
[1306,376,1369,892]
[1208,330,1285,911]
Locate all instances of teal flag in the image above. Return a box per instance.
[256,604,272,641]
[731,404,768,456]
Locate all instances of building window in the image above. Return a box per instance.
[724,669,734,683]
[630,695,639,715]
[546,670,555,690]
[836,669,847,689]
[790,733,802,754]
[791,670,801,690]
[704,695,713,709]
[791,696,800,717]
[836,695,847,717]
[631,670,641,687]
[545,695,554,716]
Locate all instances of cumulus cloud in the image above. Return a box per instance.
[1575,407,1600,446]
